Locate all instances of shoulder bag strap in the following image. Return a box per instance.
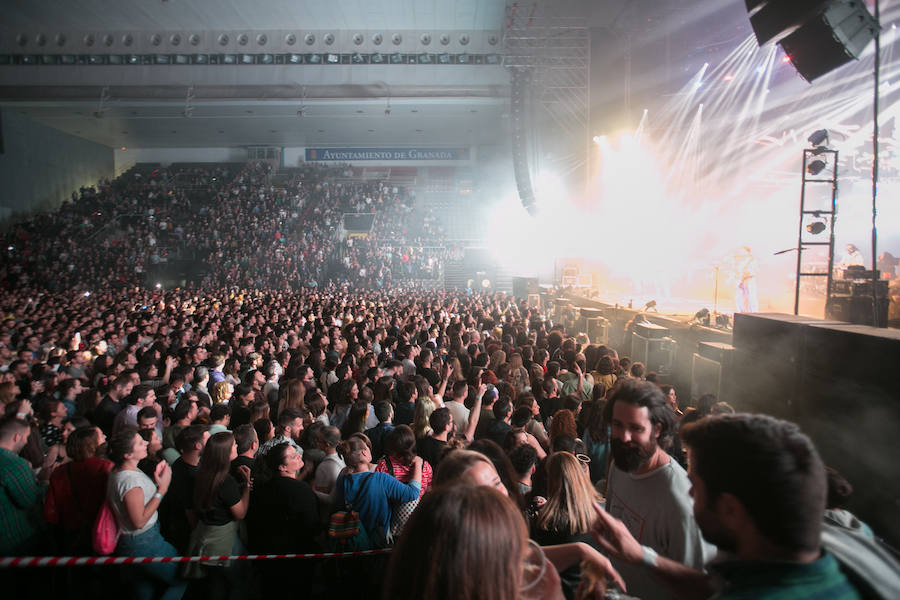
[346,472,375,511]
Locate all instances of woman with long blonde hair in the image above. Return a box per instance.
[211,380,233,405]
[533,451,604,599]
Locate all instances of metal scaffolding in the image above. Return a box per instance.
[502,2,590,186]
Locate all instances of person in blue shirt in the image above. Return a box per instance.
[333,435,420,548]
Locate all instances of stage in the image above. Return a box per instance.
[559,291,900,548]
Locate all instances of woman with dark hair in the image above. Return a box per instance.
[247,442,319,554]
[45,426,112,554]
[374,425,433,540]
[305,388,329,425]
[137,427,164,479]
[681,393,717,426]
[340,401,369,440]
[105,426,185,600]
[533,452,605,599]
[580,394,609,484]
[383,484,625,600]
[329,378,358,431]
[253,418,274,444]
[184,431,251,595]
[333,436,422,548]
[222,357,240,387]
[466,439,525,509]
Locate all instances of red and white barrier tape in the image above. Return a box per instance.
[0,549,391,568]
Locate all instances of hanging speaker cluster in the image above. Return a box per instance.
[510,68,537,216]
[745,0,879,82]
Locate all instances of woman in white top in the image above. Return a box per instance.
[107,426,186,600]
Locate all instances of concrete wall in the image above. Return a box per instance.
[0,110,113,219]
[117,147,247,167]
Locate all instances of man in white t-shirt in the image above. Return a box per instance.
[604,380,716,600]
[313,426,345,511]
[444,380,470,434]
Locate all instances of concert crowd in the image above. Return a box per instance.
[0,162,890,600]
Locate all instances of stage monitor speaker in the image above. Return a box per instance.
[632,334,676,374]
[634,322,669,339]
[512,276,539,299]
[746,0,831,45]
[691,353,723,402]
[825,294,889,326]
[779,0,879,82]
[586,317,610,345]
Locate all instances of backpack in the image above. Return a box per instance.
[326,473,374,552]
[92,500,120,555]
[384,456,420,544]
[821,515,900,600]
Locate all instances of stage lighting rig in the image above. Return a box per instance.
[806,220,827,234]
[808,129,829,147]
[807,158,827,175]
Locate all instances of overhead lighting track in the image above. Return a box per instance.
[0,53,502,66]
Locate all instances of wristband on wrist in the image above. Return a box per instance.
[153,491,163,500]
[641,545,659,568]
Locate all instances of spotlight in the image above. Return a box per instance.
[806,221,826,234]
[807,159,827,175]
[155,283,162,289]
[808,129,829,147]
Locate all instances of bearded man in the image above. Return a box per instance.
[602,379,715,600]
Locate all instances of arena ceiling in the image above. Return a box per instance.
[0,0,713,149]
